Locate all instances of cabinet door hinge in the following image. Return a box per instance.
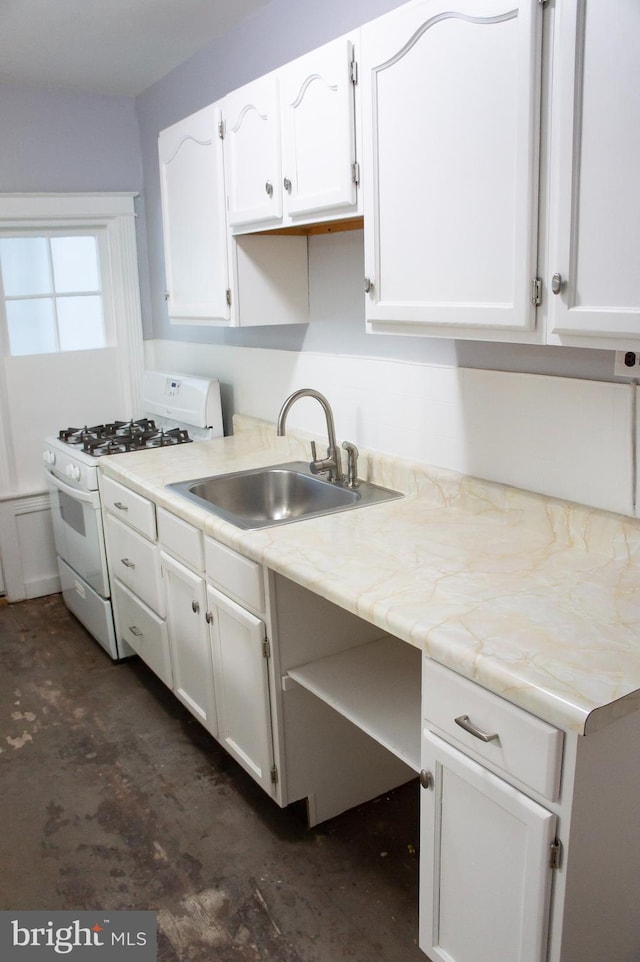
[226,288,232,307]
[270,764,278,784]
[262,638,271,659]
[352,161,360,186]
[532,277,542,307]
[550,838,562,869]
[350,59,358,85]
[218,119,225,140]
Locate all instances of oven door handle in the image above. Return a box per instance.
[46,471,101,507]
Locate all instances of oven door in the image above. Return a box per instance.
[47,471,110,598]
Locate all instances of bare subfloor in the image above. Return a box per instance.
[0,595,424,962]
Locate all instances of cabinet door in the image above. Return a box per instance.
[361,0,542,335]
[159,102,231,322]
[280,36,358,219]
[547,0,640,342]
[224,75,282,229]
[206,584,274,795]
[161,552,217,736]
[420,731,556,962]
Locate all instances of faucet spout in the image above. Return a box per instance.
[277,389,344,483]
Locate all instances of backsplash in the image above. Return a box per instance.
[145,339,635,518]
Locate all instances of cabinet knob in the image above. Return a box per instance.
[265,180,274,197]
[551,272,563,295]
[205,611,213,624]
[283,177,292,193]
[192,600,200,614]
[364,276,373,294]
[419,770,434,790]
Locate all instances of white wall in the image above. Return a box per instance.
[145,339,634,518]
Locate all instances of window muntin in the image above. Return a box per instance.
[0,232,106,356]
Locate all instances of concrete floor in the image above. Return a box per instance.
[0,594,425,962]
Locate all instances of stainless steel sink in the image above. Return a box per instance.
[167,461,403,529]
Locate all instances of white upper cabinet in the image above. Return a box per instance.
[159,102,231,323]
[225,34,360,233]
[546,0,640,346]
[361,0,543,338]
[280,36,358,221]
[159,104,309,327]
[224,75,283,230]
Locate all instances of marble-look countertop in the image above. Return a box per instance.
[98,415,640,736]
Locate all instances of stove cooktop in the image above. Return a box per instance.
[58,418,192,456]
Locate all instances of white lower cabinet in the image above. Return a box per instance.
[161,550,217,737]
[420,658,560,962]
[420,731,556,962]
[157,522,279,798]
[206,583,274,794]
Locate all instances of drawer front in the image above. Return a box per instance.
[157,507,203,571]
[100,475,157,540]
[204,536,264,614]
[105,514,164,615]
[422,658,563,801]
[113,580,173,689]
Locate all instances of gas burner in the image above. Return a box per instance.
[145,428,192,448]
[59,424,107,444]
[105,418,157,438]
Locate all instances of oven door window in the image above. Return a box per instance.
[59,489,86,538]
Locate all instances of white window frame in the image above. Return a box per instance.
[0,193,145,494]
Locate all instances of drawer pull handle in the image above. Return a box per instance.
[113,501,128,511]
[454,714,500,743]
[128,626,143,637]
[121,558,135,569]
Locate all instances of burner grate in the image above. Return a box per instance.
[59,418,192,455]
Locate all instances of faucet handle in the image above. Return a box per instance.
[341,441,360,488]
[310,440,318,460]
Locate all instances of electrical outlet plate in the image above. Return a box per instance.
[614,352,640,377]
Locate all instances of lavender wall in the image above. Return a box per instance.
[0,82,156,337]
[0,83,142,192]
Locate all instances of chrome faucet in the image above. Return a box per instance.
[277,388,346,484]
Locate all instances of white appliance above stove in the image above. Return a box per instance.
[143,370,223,440]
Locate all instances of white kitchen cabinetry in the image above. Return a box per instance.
[361,0,543,339]
[420,660,560,962]
[159,107,308,327]
[159,102,231,323]
[206,583,273,794]
[100,476,173,686]
[225,34,360,233]
[421,733,556,962]
[161,550,217,736]
[546,0,640,346]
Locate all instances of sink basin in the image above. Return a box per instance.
[167,461,403,529]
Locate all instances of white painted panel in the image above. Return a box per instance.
[145,341,634,516]
[5,347,126,493]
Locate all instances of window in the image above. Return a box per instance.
[0,232,106,356]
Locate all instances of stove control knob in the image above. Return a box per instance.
[65,464,81,482]
[43,450,56,466]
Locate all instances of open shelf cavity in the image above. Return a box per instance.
[286,634,421,772]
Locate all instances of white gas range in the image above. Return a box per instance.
[43,371,223,660]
